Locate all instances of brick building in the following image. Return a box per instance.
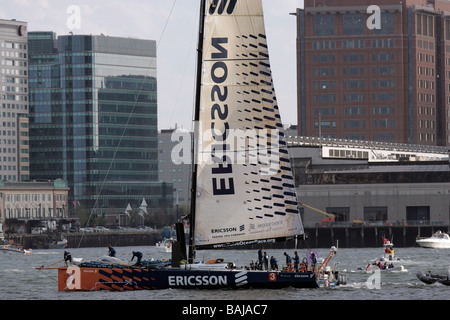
[294,0,450,146]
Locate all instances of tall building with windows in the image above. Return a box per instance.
[28,32,172,217]
[294,0,450,146]
[0,19,30,182]
[158,128,192,208]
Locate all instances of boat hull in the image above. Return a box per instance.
[417,272,450,286]
[416,240,450,249]
[50,240,68,249]
[0,247,26,254]
[416,231,450,248]
[58,267,318,291]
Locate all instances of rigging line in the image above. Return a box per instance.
[166,5,197,129]
[133,0,186,203]
[91,0,178,206]
[77,0,178,248]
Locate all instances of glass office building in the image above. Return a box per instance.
[28,32,172,216]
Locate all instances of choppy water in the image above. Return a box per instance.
[1,245,449,300]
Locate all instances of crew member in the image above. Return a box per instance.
[263,251,269,271]
[64,251,72,266]
[311,252,317,271]
[293,251,300,272]
[257,247,264,270]
[284,252,292,271]
[131,251,143,266]
[270,256,278,270]
[108,244,116,257]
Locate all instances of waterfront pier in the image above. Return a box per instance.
[304,224,450,248]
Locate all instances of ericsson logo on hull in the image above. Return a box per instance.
[209,0,238,15]
[168,275,227,286]
[167,272,248,287]
[235,271,248,287]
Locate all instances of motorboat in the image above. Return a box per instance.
[417,270,450,286]
[358,237,405,272]
[377,238,401,262]
[315,247,347,288]
[157,238,174,253]
[50,238,68,249]
[416,230,450,249]
[0,241,32,254]
[364,261,405,272]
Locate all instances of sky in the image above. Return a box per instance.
[1,0,305,131]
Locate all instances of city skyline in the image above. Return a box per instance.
[1,0,304,131]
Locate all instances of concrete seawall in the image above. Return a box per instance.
[303,225,450,248]
[11,232,161,249]
[10,225,450,249]
[65,232,161,248]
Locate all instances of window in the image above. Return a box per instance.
[417,14,422,35]
[314,108,336,116]
[446,19,450,40]
[343,14,364,35]
[326,207,350,222]
[423,15,428,35]
[314,15,335,36]
[406,206,430,225]
[364,206,388,222]
[314,121,336,129]
[429,16,433,37]
[372,13,394,34]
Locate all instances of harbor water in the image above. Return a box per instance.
[1,245,449,300]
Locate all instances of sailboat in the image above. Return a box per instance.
[37,0,343,291]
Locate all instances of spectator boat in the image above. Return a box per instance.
[417,270,450,286]
[416,231,450,249]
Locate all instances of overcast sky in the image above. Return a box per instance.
[2,0,304,131]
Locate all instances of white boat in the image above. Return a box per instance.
[164,238,173,253]
[0,242,32,254]
[377,238,401,262]
[359,238,405,272]
[364,262,405,272]
[157,238,174,253]
[416,230,450,249]
[50,238,68,249]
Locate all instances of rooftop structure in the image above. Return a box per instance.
[287,135,450,228]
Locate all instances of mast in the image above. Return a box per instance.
[188,0,206,263]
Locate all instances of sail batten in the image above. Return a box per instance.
[194,0,303,249]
